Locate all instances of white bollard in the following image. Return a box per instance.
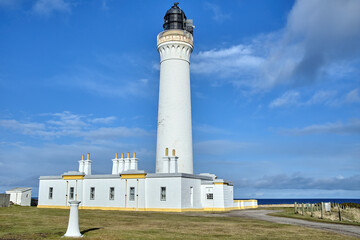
[64,200,82,238]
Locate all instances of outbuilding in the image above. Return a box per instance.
[6,187,32,206]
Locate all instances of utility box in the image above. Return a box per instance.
[0,194,10,207]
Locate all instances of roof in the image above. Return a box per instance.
[6,187,32,193]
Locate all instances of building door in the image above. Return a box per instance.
[190,187,193,208]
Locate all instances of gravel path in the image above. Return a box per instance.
[226,210,360,238]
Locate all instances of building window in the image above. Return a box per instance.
[206,193,213,200]
[69,187,74,200]
[160,187,166,201]
[90,187,95,200]
[49,187,53,199]
[129,187,135,201]
[109,187,115,200]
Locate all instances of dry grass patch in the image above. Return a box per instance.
[271,207,360,226]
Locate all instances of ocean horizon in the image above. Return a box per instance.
[234,198,360,205]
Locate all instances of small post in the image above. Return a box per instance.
[64,200,82,238]
[294,202,297,214]
[302,203,304,216]
[311,204,314,217]
[321,202,324,219]
[338,205,342,222]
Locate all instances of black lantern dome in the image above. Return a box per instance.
[163,3,193,34]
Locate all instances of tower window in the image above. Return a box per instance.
[90,187,95,200]
[109,187,115,200]
[160,187,166,201]
[49,187,53,199]
[69,187,74,200]
[129,187,135,201]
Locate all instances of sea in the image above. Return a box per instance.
[235,199,360,205]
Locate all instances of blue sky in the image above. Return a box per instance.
[0,0,359,199]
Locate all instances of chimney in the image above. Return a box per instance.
[78,154,85,173]
[84,153,92,175]
[112,153,119,175]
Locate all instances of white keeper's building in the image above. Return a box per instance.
[37,3,257,212]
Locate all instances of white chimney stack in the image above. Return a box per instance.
[78,154,85,173]
[84,153,91,175]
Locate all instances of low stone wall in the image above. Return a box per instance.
[0,194,10,207]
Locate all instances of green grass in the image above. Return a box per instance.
[0,206,358,239]
[268,207,360,227]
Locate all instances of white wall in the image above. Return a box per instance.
[200,185,214,209]
[180,177,201,209]
[20,190,31,206]
[38,179,66,207]
[82,178,124,208]
[145,177,182,209]
[38,175,239,210]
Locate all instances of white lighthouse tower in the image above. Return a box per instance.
[155,3,194,174]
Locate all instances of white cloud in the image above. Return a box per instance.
[89,116,116,124]
[0,111,150,140]
[0,119,45,135]
[305,90,337,105]
[33,0,70,16]
[282,118,360,135]
[235,174,360,191]
[192,44,264,76]
[269,90,300,108]
[193,0,360,91]
[265,0,360,85]
[269,88,360,108]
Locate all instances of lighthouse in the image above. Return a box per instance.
[37,3,258,212]
[155,3,194,174]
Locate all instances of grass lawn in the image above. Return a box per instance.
[268,207,360,227]
[0,206,358,240]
